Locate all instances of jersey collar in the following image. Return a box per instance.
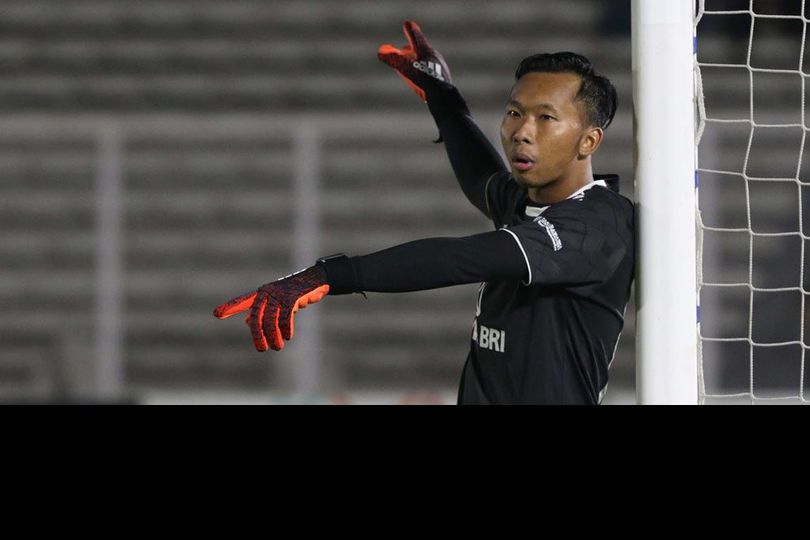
[524,179,608,218]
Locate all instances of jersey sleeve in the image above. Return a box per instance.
[318,230,528,295]
[425,84,510,220]
[502,197,628,288]
[483,170,524,229]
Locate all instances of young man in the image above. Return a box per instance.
[214,21,634,405]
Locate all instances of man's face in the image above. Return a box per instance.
[500,71,590,189]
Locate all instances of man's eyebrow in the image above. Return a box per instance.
[507,99,560,114]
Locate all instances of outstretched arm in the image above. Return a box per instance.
[214,199,630,353]
[378,21,509,218]
[322,230,526,294]
[214,229,527,352]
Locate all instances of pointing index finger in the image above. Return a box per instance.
[213,290,257,319]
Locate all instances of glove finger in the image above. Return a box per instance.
[262,299,284,351]
[247,292,270,352]
[278,284,331,342]
[213,290,257,319]
[377,43,406,57]
[377,44,415,71]
[278,301,297,342]
[403,20,430,54]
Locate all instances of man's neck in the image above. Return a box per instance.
[527,173,594,206]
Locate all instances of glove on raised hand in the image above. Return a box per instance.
[378,20,453,102]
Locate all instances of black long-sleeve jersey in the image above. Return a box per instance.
[321,82,635,404]
[458,172,634,404]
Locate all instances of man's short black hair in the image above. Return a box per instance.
[514,52,618,130]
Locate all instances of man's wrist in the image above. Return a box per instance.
[316,253,358,295]
[425,82,467,111]
[426,83,471,136]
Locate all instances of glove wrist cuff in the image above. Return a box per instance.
[425,83,468,117]
[425,84,469,144]
[316,253,358,295]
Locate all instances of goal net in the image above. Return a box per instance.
[695,0,809,403]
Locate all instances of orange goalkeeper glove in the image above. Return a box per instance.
[214,266,330,352]
[378,20,453,102]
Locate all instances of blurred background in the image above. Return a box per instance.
[696,0,810,403]
[3,0,801,404]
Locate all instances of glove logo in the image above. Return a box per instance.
[378,20,453,103]
[412,60,446,82]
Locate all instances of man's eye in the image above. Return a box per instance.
[506,110,520,118]
[540,114,554,121]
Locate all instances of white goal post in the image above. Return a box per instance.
[632,0,700,404]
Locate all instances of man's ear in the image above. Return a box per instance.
[578,127,604,159]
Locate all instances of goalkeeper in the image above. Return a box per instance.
[214,21,634,405]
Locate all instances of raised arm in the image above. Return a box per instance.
[377,21,508,218]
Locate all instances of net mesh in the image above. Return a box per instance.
[695,0,810,403]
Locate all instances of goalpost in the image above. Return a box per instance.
[632,0,699,404]
[634,0,809,404]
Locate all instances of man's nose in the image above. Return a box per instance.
[512,118,534,144]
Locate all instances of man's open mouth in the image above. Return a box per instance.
[511,154,535,171]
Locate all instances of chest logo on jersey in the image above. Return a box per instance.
[472,322,506,353]
[533,216,563,251]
